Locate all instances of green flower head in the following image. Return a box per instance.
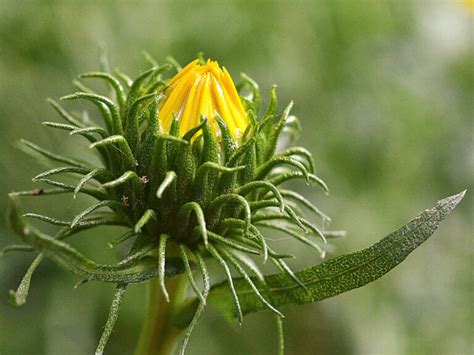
[6,53,334,354]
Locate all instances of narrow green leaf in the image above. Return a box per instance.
[255,132,266,167]
[95,284,127,355]
[70,126,108,139]
[214,116,236,163]
[42,121,77,132]
[169,114,180,137]
[283,115,302,143]
[207,244,243,325]
[237,181,284,212]
[0,244,34,256]
[201,119,219,164]
[176,252,210,354]
[269,172,329,194]
[264,101,293,161]
[256,156,309,182]
[113,68,133,87]
[138,98,161,176]
[90,135,137,172]
[260,85,278,137]
[206,191,465,319]
[71,200,123,228]
[61,92,123,135]
[78,72,126,111]
[182,118,207,142]
[207,231,261,256]
[8,197,185,284]
[240,72,261,113]
[277,189,330,221]
[147,135,169,202]
[102,171,143,189]
[33,178,108,200]
[177,202,208,247]
[142,50,159,67]
[179,245,206,304]
[194,163,245,203]
[33,166,90,181]
[72,79,94,93]
[256,221,325,257]
[8,254,44,307]
[108,231,137,249]
[117,243,157,266]
[238,140,256,185]
[125,92,157,152]
[226,137,255,168]
[175,145,196,202]
[278,147,316,174]
[218,246,283,317]
[125,68,156,115]
[134,209,156,233]
[156,171,177,199]
[220,219,268,262]
[47,98,83,127]
[158,234,170,302]
[19,139,86,168]
[23,213,70,226]
[9,188,72,197]
[210,194,251,236]
[74,168,102,199]
[166,56,182,71]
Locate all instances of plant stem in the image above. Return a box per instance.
[134,274,187,355]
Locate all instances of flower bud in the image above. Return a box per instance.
[159,59,249,140]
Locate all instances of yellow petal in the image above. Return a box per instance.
[158,59,249,141]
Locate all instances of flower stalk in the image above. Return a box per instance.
[135,275,188,355]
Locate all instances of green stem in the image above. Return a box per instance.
[134,274,187,355]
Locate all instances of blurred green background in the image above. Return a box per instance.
[0,0,472,354]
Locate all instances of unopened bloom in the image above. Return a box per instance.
[7,54,331,355]
[159,59,249,140]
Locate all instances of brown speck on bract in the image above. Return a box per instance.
[31,188,44,196]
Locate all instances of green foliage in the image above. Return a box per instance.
[4,55,334,353]
[175,191,465,326]
[8,195,187,285]
[3,52,465,355]
[0,2,471,354]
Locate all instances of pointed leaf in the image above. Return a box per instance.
[182,191,465,321]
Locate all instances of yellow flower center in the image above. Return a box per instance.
[158,59,249,141]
